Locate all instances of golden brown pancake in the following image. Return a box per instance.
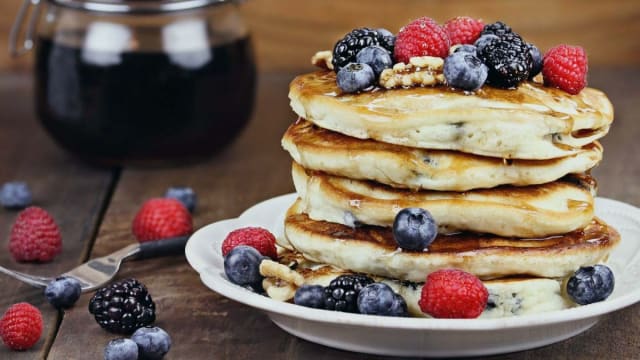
[281,199,620,282]
[289,71,613,159]
[282,119,603,191]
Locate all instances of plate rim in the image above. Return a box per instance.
[186,194,640,332]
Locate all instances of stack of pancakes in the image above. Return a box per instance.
[278,70,619,318]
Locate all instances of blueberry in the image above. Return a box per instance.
[567,265,615,305]
[165,186,197,213]
[224,246,264,287]
[474,34,499,53]
[131,326,171,360]
[392,208,438,251]
[0,181,32,209]
[357,283,408,317]
[104,338,139,360]
[45,276,82,309]
[444,52,489,91]
[294,285,325,309]
[356,46,393,77]
[336,63,376,93]
[453,44,477,55]
[527,43,543,79]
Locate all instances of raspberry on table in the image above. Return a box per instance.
[0,303,43,351]
[419,269,488,318]
[444,16,485,45]
[542,44,588,95]
[132,198,193,242]
[221,227,277,259]
[394,17,451,63]
[9,206,62,262]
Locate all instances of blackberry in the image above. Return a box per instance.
[324,274,374,312]
[89,278,156,334]
[481,21,513,37]
[332,28,394,71]
[477,33,533,88]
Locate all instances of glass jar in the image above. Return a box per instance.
[11,0,256,165]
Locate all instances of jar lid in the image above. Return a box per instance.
[50,0,233,13]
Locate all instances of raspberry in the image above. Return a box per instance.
[394,17,451,63]
[444,16,485,45]
[542,44,588,95]
[132,198,193,242]
[419,269,488,319]
[221,227,277,259]
[9,206,62,262]
[0,303,43,351]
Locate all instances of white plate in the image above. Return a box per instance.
[185,194,640,357]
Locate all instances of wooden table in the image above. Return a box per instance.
[0,68,638,359]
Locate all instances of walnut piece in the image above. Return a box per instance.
[379,56,445,89]
[311,50,334,70]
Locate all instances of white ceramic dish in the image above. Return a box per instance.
[185,194,640,357]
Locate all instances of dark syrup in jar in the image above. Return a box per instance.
[35,36,256,165]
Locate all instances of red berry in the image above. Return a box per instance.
[419,269,488,319]
[542,44,588,95]
[132,198,193,242]
[221,227,277,259]
[9,207,62,262]
[444,16,485,45]
[394,17,451,63]
[0,303,43,351]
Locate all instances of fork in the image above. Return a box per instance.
[0,236,188,292]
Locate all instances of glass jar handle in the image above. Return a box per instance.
[9,0,43,57]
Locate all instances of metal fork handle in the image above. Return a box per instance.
[0,265,51,288]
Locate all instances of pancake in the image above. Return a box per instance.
[281,199,619,281]
[289,71,613,159]
[282,119,603,191]
[292,162,595,238]
[268,250,573,318]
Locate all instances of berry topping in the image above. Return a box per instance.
[481,21,512,37]
[131,326,172,360]
[332,28,395,71]
[392,208,438,251]
[324,274,374,313]
[419,269,488,318]
[444,51,488,91]
[336,63,376,93]
[132,198,193,242]
[355,46,393,76]
[104,338,139,360]
[542,44,588,95]
[477,32,533,88]
[452,44,477,55]
[528,43,543,79]
[223,245,265,288]
[0,181,32,209]
[89,278,156,334]
[566,265,614,305]
[294,285,326,309]
[45,276,82,309]
[9,206,62,262]
[474,34,499,53]
[0,303,43,351]
[221,227,277,259]
[444,16,485,45]
[357,283,408,317]
[394,17,451,63]
[165,186,197,213]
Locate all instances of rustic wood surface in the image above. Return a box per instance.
[1,0,640,72]
[0,68,639,359]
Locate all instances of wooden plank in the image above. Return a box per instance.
[1,0,640,72]
[48,68,640,359]
[0,74,116,359]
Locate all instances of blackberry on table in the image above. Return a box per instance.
[332,28,394,71]
[477,32,533,88]
[324,274,374,312]
[89,278,156,334]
